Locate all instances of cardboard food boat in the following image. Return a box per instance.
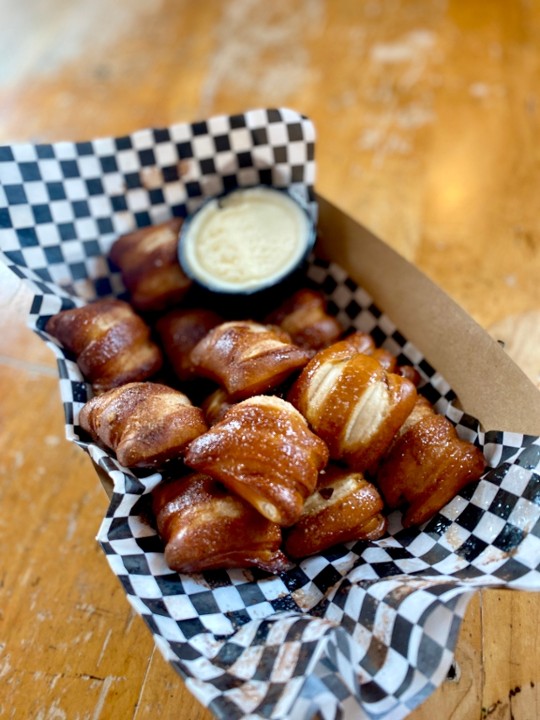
[1,108,539,720]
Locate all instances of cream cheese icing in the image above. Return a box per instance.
[179,187,314,293]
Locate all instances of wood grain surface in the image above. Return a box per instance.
[1,1,539,719]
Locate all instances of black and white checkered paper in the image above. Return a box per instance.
[1,108,539,720]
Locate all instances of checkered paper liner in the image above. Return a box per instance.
[1,108,539,720]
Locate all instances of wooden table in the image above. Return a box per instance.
[1,1,539,718]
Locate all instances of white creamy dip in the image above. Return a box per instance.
[179,187,313,293]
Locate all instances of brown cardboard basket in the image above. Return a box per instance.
[1,108,539,720]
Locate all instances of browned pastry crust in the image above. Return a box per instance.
[338,331,377,355]
[189,320,311,401]
[370,348,423,386]
[155,308,223,382]
[152,474,291,574]
[184,395,329,526]
[79,381,207,468]
[369,347,398,372]
[284,465,387,558]
[395,364,422,387]
[265,288,343,352]
[376,396,486,527]
[45,298,163,392]
[288,337,418,474]
[109,218,191,312]
[340,332,422,386]
[201,387,235,426]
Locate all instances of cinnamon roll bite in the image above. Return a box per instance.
[284,465,387,558]
[184,395,329,526]
[190,320,311,400]
[109,218,191,312]
[79,381,207,469]
[153,473,291,574]
[376,396,486,527]
[45,298,162,393]
[288,338,417,475]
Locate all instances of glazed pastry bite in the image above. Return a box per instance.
[201,387,235,426]
[156,307,223,382]
[288,337,417,475]
[184,395,329,526]
[376,396,486,527]
[396,364,423,387]
[368,348,422,387]
[109,218,192,312]
[45,298,162,393]
[284,465,387,559]
[79,381,207,469]
[153,473,291,574]
[369,347,399,372]
[189,320,311,401]
[338,330,377,355]
[339,332,422,386]
[265,288,343,352]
